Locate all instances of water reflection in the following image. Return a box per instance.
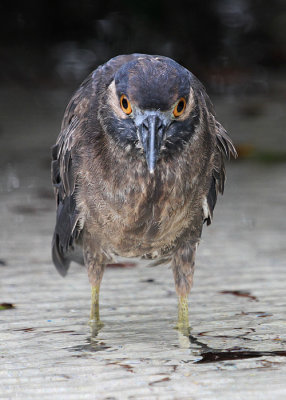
[90,320,104,341]
[66,317,286,365]
[69,320,108,353]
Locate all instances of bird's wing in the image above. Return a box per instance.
[51,73,96,276]
[205,119,237,225]
[51,54,143,275]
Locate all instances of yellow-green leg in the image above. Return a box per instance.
[83,238,106,337]
[176,295,190,335]
[89,285,104,338]
[172,242,197,336]
[90,285,100,323]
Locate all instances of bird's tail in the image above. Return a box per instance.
[52,232,71,276]
[52,232,84,276]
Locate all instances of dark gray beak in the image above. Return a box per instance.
[138,114,166,173]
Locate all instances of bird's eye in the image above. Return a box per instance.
[173,98,186,117]
[120,95,132,115]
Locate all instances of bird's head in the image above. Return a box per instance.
[101,55,203,174]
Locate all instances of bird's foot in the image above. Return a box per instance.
[175,295,190,336]
[89,319,104,339]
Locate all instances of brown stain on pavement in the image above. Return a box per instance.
[107,361,134,373]
[149,377,170,386]
[237,311,273,317]
[219,290,258,301]
[14,327,35,332]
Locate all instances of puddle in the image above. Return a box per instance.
[68,322,111,354]
[55,312,285,366]
[70,338,112,354]
[219,290,258,301]
[188,334,286,364]
[196,349,286,364]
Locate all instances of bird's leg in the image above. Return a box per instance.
[90,284,101,322]
[83,237,106,328]
[178,294,189,330]
[172,241,198,335]
[88,263,105,326]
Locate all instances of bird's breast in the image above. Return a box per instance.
[89,173,196,259]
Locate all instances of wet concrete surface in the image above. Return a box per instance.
[0,84,286,399]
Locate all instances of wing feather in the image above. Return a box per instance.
[205,118,237,225]
[51,81,92,275]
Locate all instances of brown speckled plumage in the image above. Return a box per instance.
[51,54,236,326]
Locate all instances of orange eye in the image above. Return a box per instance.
[173,97,186,117]
[120,95,132,115]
